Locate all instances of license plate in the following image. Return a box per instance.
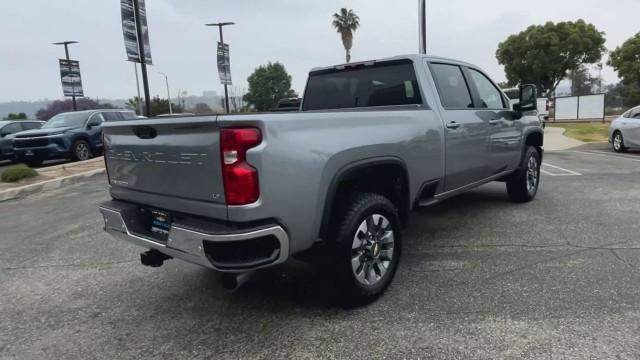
[149,209,172,238]
[25,150,34,156]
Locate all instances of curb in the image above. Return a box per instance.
[0,168,106,203]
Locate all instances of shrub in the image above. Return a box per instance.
[1,164,38,183]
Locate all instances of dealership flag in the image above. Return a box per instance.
[217,42,232,85]
[121,0,153,64]
[59,59,84,97]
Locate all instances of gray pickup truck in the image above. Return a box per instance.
[99,54,543,305]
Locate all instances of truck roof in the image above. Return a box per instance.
[309,54,479,73]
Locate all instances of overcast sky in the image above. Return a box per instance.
[2,0,638,102]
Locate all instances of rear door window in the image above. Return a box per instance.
[302,60,422,110]
[120,111,138,120]
[102,112,124,122]
[429,63,473,109]
[22,122,42,130]
[1,123,21,136]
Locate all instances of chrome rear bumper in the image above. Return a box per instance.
[99,201,289,273]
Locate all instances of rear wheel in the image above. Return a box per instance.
[328,193,401,307]
[613,131,627,153]
[506,146,541,203]
[72,140,93,161]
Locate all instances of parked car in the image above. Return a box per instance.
[609,105,640,153]
[99,55,544,305]
[270,98,302,112]
[13,109,137,166]
[0,120,44,162]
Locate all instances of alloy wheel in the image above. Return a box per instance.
[75,142,90,161]
[351,214,395,286]
[526,155,539,193]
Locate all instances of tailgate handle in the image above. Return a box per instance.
[133,126,157,139]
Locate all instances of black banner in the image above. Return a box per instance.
[217,42,232,85]
[59,59,84,97]
[121,0,152,64]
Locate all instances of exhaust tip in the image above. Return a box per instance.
[221,272,255,291]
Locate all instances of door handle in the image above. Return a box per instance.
[489,119,501,125]
[446,121,461,130]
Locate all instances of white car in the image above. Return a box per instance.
[609,105,640,153]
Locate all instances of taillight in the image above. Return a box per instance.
[220,128,262,205]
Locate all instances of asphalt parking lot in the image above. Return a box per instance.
[1,148,640,359]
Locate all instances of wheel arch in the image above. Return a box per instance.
[522,129,544,163]
[318,157,411,241]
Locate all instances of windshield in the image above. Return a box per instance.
[42,112,89,129]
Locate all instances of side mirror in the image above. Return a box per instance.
[515,84,537,113]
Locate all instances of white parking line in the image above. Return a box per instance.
[541,162,582,176]
[574,150,640,162]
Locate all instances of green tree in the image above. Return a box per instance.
[608,33,640,105]
[496,19,606,97]
[3,112,27,120]
[243,62,297,111]
[332,8,360,63]
[126,96,184,116]
[570,65,600,96]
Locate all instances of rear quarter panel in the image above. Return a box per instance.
[218,108,444,254]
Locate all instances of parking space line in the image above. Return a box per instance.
[575,150,640,162]
[542,162,582,176]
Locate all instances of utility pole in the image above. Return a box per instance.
[205,22,235,114]
[133,0,151,116]
[418,0,427,54]
[133,63,144,115]
[53,41,79,111]
[158,72,173,114]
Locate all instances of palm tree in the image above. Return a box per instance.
[332,8,360,63]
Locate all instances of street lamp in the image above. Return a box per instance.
[205,22,235,114]
[158,71,173,114]
[52,41,79,111]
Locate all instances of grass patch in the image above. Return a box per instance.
[1,164,38,183]
[548,122,610,142]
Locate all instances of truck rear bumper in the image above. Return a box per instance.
[99,200,289,273]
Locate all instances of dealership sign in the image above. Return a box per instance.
[59,59,84,97]
[121,0,152,64]
[217,42,232,85]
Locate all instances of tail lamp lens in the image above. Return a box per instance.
[220,128,262,205]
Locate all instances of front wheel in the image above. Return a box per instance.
[328,193,402,307]
[72,140,93,161]
[506,146,541,203]
[612,131,627,153]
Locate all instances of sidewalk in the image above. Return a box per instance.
[544,126,585,151]
[0,158,105,202]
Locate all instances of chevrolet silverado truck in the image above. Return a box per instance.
[99,55,543,305]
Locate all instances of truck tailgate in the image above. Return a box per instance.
[102,116,226,205]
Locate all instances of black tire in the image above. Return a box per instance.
[612,131,627,153]
[72,139,93,161]
[506,146,541,203]
[328,192,402,307]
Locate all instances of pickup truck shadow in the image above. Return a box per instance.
[170,184,514,310]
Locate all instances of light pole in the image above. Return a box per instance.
[205,22,235,114]
[53,41,79,111]
[418,0,427,54]
[158,71,173,114]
